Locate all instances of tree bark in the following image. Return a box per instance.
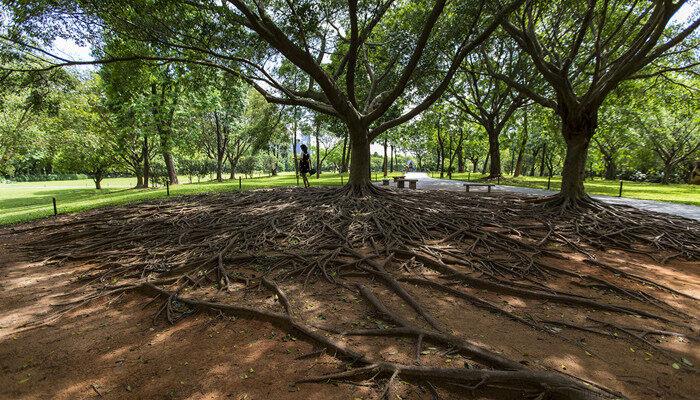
[315,121,321,178]
[457,141,464,173]
[486,127,501,178]
[340,130,349,173]
[513,114,528,177]
[142,135,150,188]
[383,137,388,177]
[539,142,547,177]
[481,153,490,175]
[558,112,597,204]
[603,156,616,180]
[163,151,178,184]
[390,145,394,173]
[347,127,372,192]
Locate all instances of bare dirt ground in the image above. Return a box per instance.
[0,188,698,400]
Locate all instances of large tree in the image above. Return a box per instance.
[3,0,524,193]
[490,0,699,206]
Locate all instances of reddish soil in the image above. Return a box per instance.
[0,213,698,400]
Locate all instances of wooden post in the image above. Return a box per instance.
[547,175,551,191]
[467,171,471,181]
[166,181,170,196]
[497,176,500,185]
[340,173,344,185]
[618,180,623,197]
[52,197,57,216]
[239,177,242,190]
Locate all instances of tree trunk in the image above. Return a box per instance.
[347,128,372,192]
[481,153,490,175]
[163,152,178,184]
[216,158,223,182]
[471,158,479,172]
[340,130,349,173]
[315,121,321,178]
[142,136,150,188]
[513,117,528,178]
[662,163,672,184]
[603,156,616,180]
[94,173,102,190]
[383,137,388,177]
[293,117,299,179]
[539,142,547,177]
[487,128,501,178]
[558,114,597,203]
[457,142,464,173]
[390,145,394,173]
[135,172,143,188]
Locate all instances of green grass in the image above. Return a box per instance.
[1,172,397,226]
[3,170,695,226]
[449,172,699,206]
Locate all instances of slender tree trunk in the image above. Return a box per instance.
[293,117,299,179]
[163,152,178,184]
[142,135,150,188]
[94,173,102,190]
[481,153,490,175]
[340,131,348,173]
[383,137,388,177]
[315,121,321,178]
[513,114,528,178]
[539,142,547,177]
[457,142,464,173]
[390,145,394,173]
[487,128,501,178]
[471,158,478,172]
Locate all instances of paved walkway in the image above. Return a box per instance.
[381,172,700,221]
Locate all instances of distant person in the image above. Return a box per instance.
[299,144,311,188]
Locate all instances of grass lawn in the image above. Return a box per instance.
[2,170,696,225]
[449,172,699,206]
[1,172,404,226]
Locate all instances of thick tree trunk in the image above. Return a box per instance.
[603,157,616,180]
[94,174,103,190]
[471,158,479,173]
[135,172,144,188]
[487,128,501,178]
[558,113,597,204]
[347,128,372,192]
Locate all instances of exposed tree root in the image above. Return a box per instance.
[8,186,698,399]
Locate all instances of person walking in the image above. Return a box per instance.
[299,144,311,188]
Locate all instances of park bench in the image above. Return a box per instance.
[382,178,390,186]
[463,183,494,192]
[397,178,418,189]
[393,175,406,182]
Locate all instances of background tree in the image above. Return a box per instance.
[492,0,700,206]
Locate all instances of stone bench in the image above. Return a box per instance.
[397,179,418,189]
[464,183,494,192]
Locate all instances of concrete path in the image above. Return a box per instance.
[381,172,700,221]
